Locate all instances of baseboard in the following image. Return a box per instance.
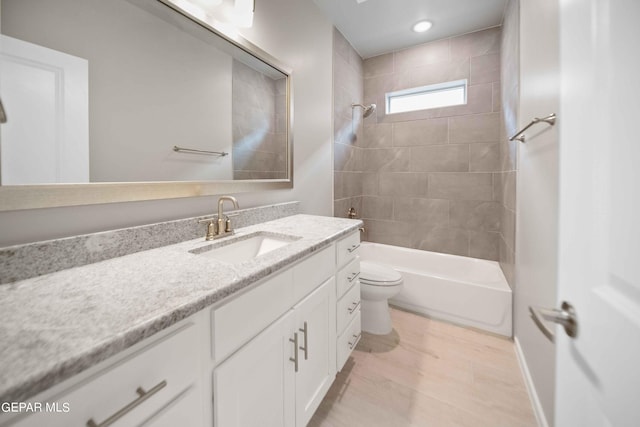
[514,336,550,427]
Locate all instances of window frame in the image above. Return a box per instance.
[385,79,468,115]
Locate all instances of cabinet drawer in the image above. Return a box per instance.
[336,257,360,299]
[336,281,360,335]
[337,311,361,372]
[212,268,294,363]
[336,232,360,268]
[141,386,203,427]
[14,324,199,427]
[292,244,335,302]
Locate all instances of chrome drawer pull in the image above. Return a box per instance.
[86,380,167,427]
[299,321,309,360]
[347,272,360,283]
[347,301,361,314]
[289,332,299,372]
[348,332,362,350]
[347,243,360,253]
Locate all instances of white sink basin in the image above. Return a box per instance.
[191,233,299,263]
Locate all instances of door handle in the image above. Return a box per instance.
[0,98,7,123]
[86,380,167,427]
[529,301,578,343]
[298,321,308,360]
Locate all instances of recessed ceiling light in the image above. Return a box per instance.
[355,0,368,4]
[413,20,432,33]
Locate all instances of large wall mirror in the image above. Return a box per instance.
[0,0,293,211]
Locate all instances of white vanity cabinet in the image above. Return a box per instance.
[212,244,337,427]
[2,227,361,427]
[334,231,362,372]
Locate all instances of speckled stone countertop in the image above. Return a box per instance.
[0,214,361,403]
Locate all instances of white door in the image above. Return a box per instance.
[556,0,640,426]
[0,35,88,184]
[294,278,334,427]
[213,311,296,427]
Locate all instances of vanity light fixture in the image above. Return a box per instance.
[412,20,432,33]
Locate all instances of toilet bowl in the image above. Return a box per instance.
[359,261,404,335]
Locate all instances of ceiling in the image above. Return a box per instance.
[312,0,508,58]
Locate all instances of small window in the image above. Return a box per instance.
[385,79,467,115]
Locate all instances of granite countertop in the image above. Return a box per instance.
[0,214,361,403]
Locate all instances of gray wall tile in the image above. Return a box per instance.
[379,173,428,197]
[361,148,411,172]
[413,225,469,257]
[394,38,450,69]
[393,119,448,146]
[409,58,469,88]
[410,145,469,172]
[361,172,379,195]
[363,53,394,78]
[334,142,361,171]
[428,173,494,201]
[449,113,501,143]
[469,230,500,260]
[503,170,516,211]
[361,196,394,220]
[450,27,501,60]
[450,200,501,231]
[470,53,501,85]
[362,219,414,247]
[469,142,500,172]
[492,83,502,112]
[393,197,449,225]
[362,124,393,148]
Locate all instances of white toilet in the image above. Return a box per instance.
[359,261,404,335]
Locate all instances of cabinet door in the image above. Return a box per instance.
[294,277,335,426]
[213,311,296,427]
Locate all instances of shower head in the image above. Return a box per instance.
[352,103,376,118]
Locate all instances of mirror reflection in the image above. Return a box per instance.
[0,0,289,185]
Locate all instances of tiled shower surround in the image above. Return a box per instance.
[334,27,506,262]
[333,28,364,219]
[232,60,287,179]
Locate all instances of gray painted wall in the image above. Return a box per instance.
[516,0,559,424]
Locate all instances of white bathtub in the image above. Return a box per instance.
[359,242,512,337]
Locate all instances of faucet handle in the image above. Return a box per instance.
[205,220,217,241]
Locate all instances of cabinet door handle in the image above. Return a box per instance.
[348,333,361,350]
[289,332,299,372]
[347,272,360,283]
[298,321,309,360]
[86,380,167,427]
[348,301,361,314]
[347,243,361,253]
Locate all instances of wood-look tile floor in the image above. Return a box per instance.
[309,308,537,427]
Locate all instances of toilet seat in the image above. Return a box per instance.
[360,261,403,287]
